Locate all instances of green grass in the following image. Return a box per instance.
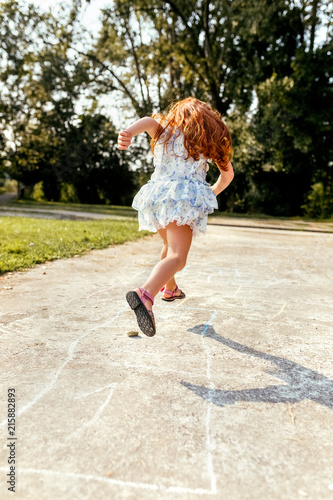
[0,216,150,275]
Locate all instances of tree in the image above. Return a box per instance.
[1,0,332,215]
[252,26,333,215]
[0,0,137,203]
[89,0,332,216]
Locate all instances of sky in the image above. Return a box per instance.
[30,0,110,34]
[29,0,128,127]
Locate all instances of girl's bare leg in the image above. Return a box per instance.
[158,227,180,297]
[134,222,193,310]
[158,227,168,261]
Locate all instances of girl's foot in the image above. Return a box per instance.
[126,287,156,337]
[135,288,153,311]
[161,285,186,302]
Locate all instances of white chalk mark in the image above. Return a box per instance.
[85,286,113,300]
[264,280,287,288]
[0,467,216,495]
[271,302,287,319]
[200,310,218,380]
[235,269,240,277]
[0,305,129,428]
[206,405,217,494]
[200,309,218,494]
[232,285,242,298]
[92,305,129,331]
[176,297,190,307]
[80,384,116,425]
[74,383,116,399]
[68,384,117,440]
[4,353,73,425]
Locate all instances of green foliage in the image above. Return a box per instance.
[0,0,332,217]
[59,184,80,203]
[31,182,44,202]
[302,182,333,218]
[3,179,18,193]
[252,41,333,215]
[92,0,333,217]
[0,0,139,204]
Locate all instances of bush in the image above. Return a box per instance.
[302,182,333,219]
[31,181,45,201]
[60,183,80,203]
[4,179,18,193]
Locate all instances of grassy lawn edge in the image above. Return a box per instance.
[0,216,151,276]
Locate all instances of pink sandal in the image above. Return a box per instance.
[126,287,156,337]
[160,285,186,302]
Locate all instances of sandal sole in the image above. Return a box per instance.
[126,291,156,337]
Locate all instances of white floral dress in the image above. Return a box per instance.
[132,128,218,237]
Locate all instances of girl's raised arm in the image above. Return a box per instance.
[118,118,160,150]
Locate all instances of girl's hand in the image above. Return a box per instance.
[118,130,132,150]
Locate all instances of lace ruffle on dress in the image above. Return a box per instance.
[132,129,218,237]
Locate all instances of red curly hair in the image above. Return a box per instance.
[151,97,233,171]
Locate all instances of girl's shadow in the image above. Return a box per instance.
[181,325,333,410]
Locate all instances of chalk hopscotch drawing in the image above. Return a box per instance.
[183,325,333,410]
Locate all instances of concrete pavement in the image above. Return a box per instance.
[0,223,333,499]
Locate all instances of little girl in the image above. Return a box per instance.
[118,97,234,337]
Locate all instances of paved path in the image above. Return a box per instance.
[0,205,128,220]
[0,193,17,205]
[0,224,333,499]
[1,201,332,233]
[1,192,333,232]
